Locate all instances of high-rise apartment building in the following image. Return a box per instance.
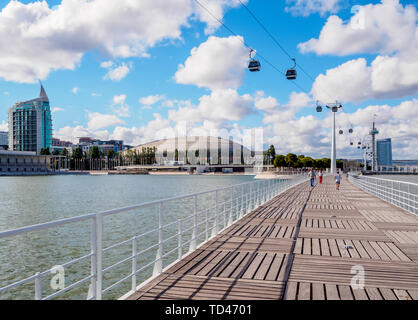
[377,138,393,167]
[8,85,53,154]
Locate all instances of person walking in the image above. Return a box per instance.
[335,170,341,190]
[308,168,316,187]
[318,169,323,184]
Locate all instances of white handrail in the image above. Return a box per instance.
[0,174,309,300]
[348,174,417,215]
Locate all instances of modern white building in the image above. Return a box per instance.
[129,136,254,165]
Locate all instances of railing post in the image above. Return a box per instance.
[178,219,183,260]
[131,236,137,292]
[205,209,209,241]
[153,203,163,276]
[34,273,42,300]
[96,213,103,300]
[228,188,233,225]
[88,216,97,300]
[189,195,197,252]
[215,190,219,234]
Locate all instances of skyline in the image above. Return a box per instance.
[0,0,417,159]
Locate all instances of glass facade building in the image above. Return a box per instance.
[377,138,393,167]
[8,85,53,154]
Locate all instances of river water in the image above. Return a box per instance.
[0,174,255,300]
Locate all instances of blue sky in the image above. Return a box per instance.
[0,0,417,159]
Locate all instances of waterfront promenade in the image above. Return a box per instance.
[126,176,418,300]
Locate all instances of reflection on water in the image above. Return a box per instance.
[0,174,254,300]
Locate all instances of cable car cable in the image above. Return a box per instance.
[236,0,338,101]
[194,0,311,94]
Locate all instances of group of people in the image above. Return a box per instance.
[308,168,342,190]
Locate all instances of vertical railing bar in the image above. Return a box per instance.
[89,216,97,300]
[34,273,42,300]
[131,236,137,292]
[178,219,183,260]
[96,213,103,300]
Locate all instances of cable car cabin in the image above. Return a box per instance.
[350,142,353,146]
[349,128,353,134]
[248,60,261,72]
[316,106,322,112]
[286,68,297,80]
[339,130,343,135]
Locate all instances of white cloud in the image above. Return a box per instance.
[299,1,418,103]
[100,61,114,69]
[113,94,127,105]
[139,94,165,107]
[110,113,171,146]
[298,0,417,56]
[87,112,125,131]
[312,57,418,102]
[111,94,130,117]
[55,125,110,144]
[102,62,131,82]
[0,0,245,83]
[91,92,101,97]
[168,89,253,124]
[0,120,7,131]
[72,87,78,94]
[175,35,248,90]
[3,91,9,95]
[285,0,342,17]
[193,0,248,35]
[254,91,280,113]
[51,107,64,113]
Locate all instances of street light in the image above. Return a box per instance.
[316,101,343,174]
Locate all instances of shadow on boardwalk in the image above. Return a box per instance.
[126,176,418,300]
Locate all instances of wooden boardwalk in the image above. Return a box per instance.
[126,176,418,300]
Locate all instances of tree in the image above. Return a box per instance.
[40,147,51,155]
[89,146,101,159]
[301,156,314,168]
[72,147,83,159]
[174,149,179,161]
[273,155,286,168]
[107,149,116,159]
[52,150,60,156]
[266,145,276,163]
[61,148,69,157]
[285,153,298,168]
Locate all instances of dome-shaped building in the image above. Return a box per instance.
[129,136,253,166]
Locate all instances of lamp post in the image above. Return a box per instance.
[316,102,343,175]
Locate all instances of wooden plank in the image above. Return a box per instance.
[320,238,331,256]
[365,287,383,300]
[298,282,311,300]
[379,288,397,300]
[312,238,321,256]
[352,288,369,300]
[283,282,297,300]
[338,285,354,300]
[325,284,340,300]
[312,283,325,300]
[394,289,411,300]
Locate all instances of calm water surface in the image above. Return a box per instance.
[0,174,255,300]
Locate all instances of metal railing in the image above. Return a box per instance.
[348,174,418,215]
[0,174,308,300]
